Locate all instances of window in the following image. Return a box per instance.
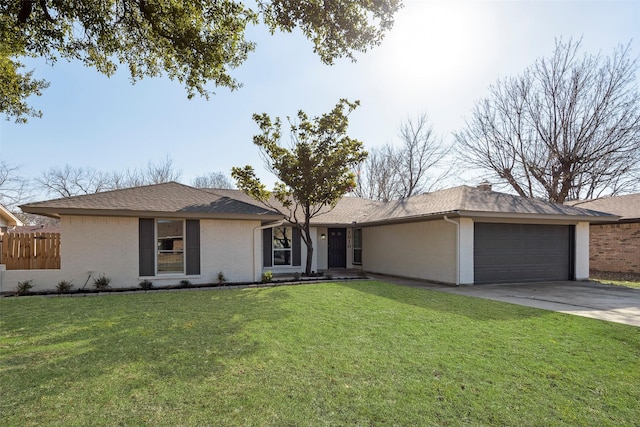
[273,226,292,266]
[353,228,362,265]
[157,219,184,273]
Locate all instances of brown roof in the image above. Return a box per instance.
[7,225,61,234]
[20,182,282,220]
[202,189,384,225]
[20,182,616,224]
[567,193,640,221]
[362,186,616,224]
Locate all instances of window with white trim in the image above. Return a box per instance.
[157,219,184,273]
[353,228,362,265]
[273,226,292,266]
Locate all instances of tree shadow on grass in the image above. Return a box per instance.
[335,280,551,322]
[0,287,292,420]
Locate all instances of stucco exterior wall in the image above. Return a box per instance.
[589,222,640,274]
[363,220,457,284]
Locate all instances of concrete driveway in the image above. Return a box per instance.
[369,274,640,326]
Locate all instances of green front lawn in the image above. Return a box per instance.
[1,281,639,426]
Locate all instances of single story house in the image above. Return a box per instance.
[568,194,640,275]
[3,182,615,292]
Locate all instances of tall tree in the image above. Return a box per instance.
[232,99,367,275]
[355,113,451,201]
[191,172,235,189]
[1,0,401,122]
[0,160,31,210]
[36,156,181,198]
[455,39,640,203]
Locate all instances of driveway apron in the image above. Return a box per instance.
[369,274,640,327]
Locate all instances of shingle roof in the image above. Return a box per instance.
[362,186,615,224]
[567,193,640,221]
[20,182,281,219]
[20,182,616,224]
[202,188,384,225]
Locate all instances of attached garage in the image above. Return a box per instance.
[474,223,574,284]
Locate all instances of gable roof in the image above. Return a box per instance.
[567,193,640,221]
[0,204,23,227]
[20,182,282,220]
[361,186,616,224]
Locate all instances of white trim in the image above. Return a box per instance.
[155,218,185,275]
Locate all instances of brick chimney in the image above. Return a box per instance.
[476,181,492,191]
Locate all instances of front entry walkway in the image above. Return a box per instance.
[368,274,640,327]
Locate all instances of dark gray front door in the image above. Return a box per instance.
[474,223,573,284]
[328,228,347,268]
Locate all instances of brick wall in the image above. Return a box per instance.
[590,222,640,274]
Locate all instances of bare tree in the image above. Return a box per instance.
[355,113,451,201]
[37,165,113,198]
[0,161,31,210]
[191,172,235,189]
[37,156,182,198]
[353,146,397,201]
[455,38,640,203]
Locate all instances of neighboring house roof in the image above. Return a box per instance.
[361,186,616,225]
[7,225,61,234]
[567,193,640,222]
[20,182,283,220]
[0,204,24,227]
[20,182,617,225]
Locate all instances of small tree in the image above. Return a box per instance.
[232,99,367,275]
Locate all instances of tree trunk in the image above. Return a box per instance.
[303,223,314,276]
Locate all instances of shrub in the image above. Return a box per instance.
[180,279,192,287]
[293,272,301,280]
[93,274,111,290]
[216,271,227,285]
[56,280,73,294]
[325,272,333,280]
[261,271,273,283]
[15,280,33,296]
[139,279,153,290]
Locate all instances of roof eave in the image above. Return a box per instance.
[20,206,284,221]
[458,210,620,223]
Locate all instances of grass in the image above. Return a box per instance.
[1,281,639,426]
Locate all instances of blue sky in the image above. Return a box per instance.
[1,0,639,198]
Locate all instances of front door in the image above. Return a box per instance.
[328,228,347,268]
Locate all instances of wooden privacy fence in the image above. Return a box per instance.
[1,232,61,270]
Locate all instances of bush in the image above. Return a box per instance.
[261,271,273,283]
[15,280,33,296]
[293,272,301,280]
[216,271,227,285]
[325,273,333,280]
[56,280,73,294]
[93,274,111,290]
[139,279,153,290]
[180,279,192,287]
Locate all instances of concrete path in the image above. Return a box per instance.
[369,274,640,327]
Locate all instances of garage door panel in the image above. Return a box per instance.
[474,223,572,284]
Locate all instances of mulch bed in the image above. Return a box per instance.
[590,270,640,282]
